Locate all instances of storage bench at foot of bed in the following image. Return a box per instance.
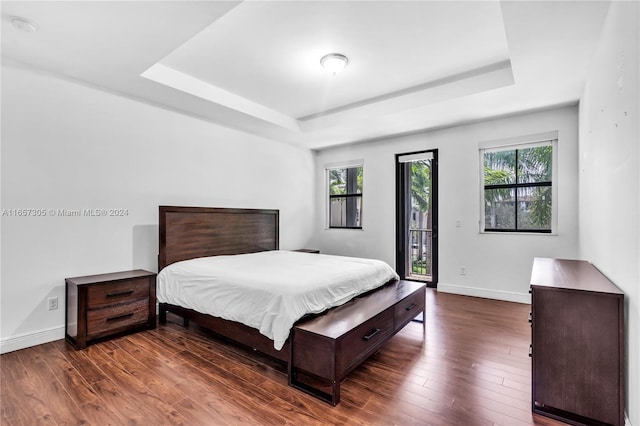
[288,280,426,405]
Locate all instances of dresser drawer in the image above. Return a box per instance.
[87,298,150,337]
[394,288,425,328]
[87,278,150,308]
[336,309,394,375]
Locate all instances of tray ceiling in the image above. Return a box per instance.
[1,1,611,149]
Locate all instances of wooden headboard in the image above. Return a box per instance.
[158,206,279,270]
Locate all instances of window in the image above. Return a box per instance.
[481,139,556,233]
[327,165,363,228]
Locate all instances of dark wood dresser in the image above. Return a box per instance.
[530,257,624,426]
[65,269,156,349]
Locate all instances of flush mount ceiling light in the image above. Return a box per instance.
[10,16,38,33]
[320,53,349,75]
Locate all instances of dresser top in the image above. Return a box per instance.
[530,257,623,295]
[66,269,155,286]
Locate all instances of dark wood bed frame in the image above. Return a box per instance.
[157,205,425,404]
[157,205,290,361]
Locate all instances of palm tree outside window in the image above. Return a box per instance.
[481,138,556,233]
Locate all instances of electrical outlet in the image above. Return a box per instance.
[48,296,58,310]
[460,266,467,276]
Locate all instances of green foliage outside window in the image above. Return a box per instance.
[328,166,363,228]
[483,145,553,232]
[329,167,363,195]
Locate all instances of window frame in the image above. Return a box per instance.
[325,161,364,230]
[479,134,558,235]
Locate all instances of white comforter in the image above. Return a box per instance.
[156,250,399,350]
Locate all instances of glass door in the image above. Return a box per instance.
[395,150,438,288]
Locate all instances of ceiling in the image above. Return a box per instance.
[1,1,611,150]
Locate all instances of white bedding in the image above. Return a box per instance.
[156,250,399,350]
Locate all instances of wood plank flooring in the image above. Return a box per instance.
[1,290,565,425]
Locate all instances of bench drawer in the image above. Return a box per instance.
[336,309,394,375]
[394,288,425,328]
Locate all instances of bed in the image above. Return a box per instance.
[157,205,425,404]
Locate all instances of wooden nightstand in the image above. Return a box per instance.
[65,269,156,349]
[293,249,320,254]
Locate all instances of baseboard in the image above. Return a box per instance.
[1,307,160,354]
[437,282,531,304]
[626,413,633,426]
[0,326,65,354]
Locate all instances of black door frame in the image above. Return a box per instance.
[395,149,438,288]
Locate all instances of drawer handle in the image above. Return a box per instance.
[405,302,417,311]
[528,312,532,323]
[363,328,381,341]
[106,313,134,322]
[106,290,134,298]
[529,344,533,358]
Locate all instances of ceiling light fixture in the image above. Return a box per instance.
[10,16,38,33]
[320,53,349,76]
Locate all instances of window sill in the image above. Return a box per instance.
[480,231,557,236]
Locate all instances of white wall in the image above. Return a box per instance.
[0,64,316,353]
[315,106,580,303]
[578,2,639,424]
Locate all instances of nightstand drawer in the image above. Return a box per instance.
[87,298,150,337]
[87,278,149,308]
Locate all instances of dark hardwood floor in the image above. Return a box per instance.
[1,290,565,425]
